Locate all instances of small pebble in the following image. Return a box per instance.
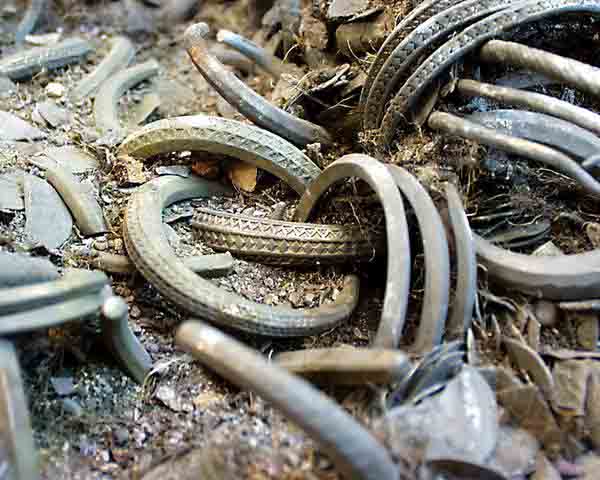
[45,82,66,98]
[36,101,71,127]
[94,240,108,251]
[533,300,559,327]
[130,305,142,319]
[113,428,129,446]
[62,398,83,417]
[51,377,76,396]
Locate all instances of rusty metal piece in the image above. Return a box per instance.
[480,39,600,98]
[428,111,600,196]
[191,207,384,266]
[293,154,411,349]
[176,320,398,480]
[379,0,600,146]
[183,23,332,147]
[387,165,450,352]
[445,183,477,339]
[274,347,412,385]
[457,79,600,137]
[124,175,360,337]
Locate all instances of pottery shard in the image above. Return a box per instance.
[327,0,370,21]
[23,174,73,250]
[424,366,499,465]
[0,111,46,141]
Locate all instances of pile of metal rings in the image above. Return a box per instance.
[4,0,600,476]
[357,0,600,302]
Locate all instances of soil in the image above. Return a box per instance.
[1,0,600,479]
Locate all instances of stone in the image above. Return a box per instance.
[35,101,71,127]
[45,82,66,97]
[0,251,59,288]
[0,172,23,210]
[0,76,16,98]
[335,10,393,57]
[43,146,99,173]
[51,377,76,396]
[533,300,559,327]
[23,174,73,250]
[327,0,370,21]
[0,111,46,141]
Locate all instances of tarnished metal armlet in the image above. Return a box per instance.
[191,207,384,266]
[216,29,283,79]
[474,234,600,299]
[439,200,600,300]
[0,340,39,480]
[89,250,235,277]
[0,270,153,383]
[558,299,600,311]
[45,165,108,237]
[0,37,93,81]
[93,59,161,135]
[117,115,321,195]
[176,320,399,480]
[386,165,450,352]
[456,79,600,137]
[123,175,360,337]
[293,154,412,349]
[362,0,519,131]
[183,23,332,147]
[467,109,600,162]
[427,111,600,196]
[479,39,600,99]
[378,0,600,147]
[71,36,136,101]
[100,293,153,384]
[360,0,465,110]
[274,347,412,385]
[444,184,477,339]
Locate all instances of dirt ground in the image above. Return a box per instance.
[1,0,600,479]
